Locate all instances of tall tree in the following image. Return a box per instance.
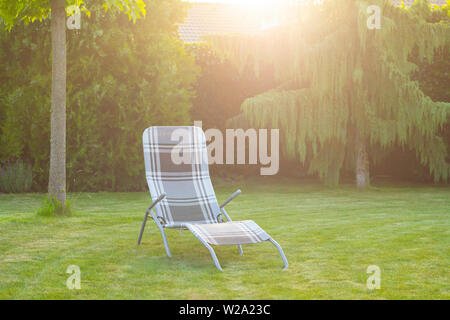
[49,0,66,204]
[0,0,146,204]
[213,0,449,188]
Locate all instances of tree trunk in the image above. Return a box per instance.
[356,134,369,189]
[48,0,66,205]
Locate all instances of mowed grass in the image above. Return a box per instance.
[0,178,448,299]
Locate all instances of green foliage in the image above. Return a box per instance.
[0,0,146,30]
[187,43,273,129]
[186,43,275,178]
[212,0,449,185]
[372,4,450,182]
[0,1,198,191]
[0,21,52,187]
[36,197,72,216]
[0,160,33,193]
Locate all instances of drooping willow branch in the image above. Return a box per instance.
[209,0,449,185]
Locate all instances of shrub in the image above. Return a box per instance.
[0,159,33,193]
[0,1,197,192]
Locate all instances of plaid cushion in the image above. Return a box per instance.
[143,126,220,227]
[187,220,270,245]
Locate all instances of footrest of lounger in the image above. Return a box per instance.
[186,220,270,246]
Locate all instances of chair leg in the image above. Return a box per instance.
[150,212,171,257]
[159,226,172,258]
[269,238,288,270]
[187,228,223,271]
[137,212,149,245]
[203,242,223,271]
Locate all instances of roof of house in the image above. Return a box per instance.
[178,0,448,43]
[178,2,263,43]
[391,0,447,6]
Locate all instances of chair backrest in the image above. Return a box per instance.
[142,126,220,227]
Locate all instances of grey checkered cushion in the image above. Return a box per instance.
[187,220,270,245]
[143,126,220,227]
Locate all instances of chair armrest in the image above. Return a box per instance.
[220,189,241,208]
[146,193,166,214]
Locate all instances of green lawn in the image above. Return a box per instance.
[0,178,448,299]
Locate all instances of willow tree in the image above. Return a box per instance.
[210,0,449,188]
[0,0,146,206]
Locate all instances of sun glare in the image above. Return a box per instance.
[185,0,300,31]
[185,0,294,9]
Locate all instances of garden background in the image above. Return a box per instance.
[1,0,448,192]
